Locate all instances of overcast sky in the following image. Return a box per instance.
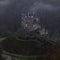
[0,0,60,14]
[0,0,60,23]
[0,0,60,33]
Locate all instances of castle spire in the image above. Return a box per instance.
[33,12,35,17]
[28,12,30,17]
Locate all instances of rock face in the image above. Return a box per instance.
[2,51,17,60]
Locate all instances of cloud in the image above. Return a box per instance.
[30,1,60,13]
[0,0,60,16]
[0,0,10,5]
[0,0,13,15]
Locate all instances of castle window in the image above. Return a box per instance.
[25,16,27,18]
[36,18,39,21]
[31,16,34,18]
[25,24,28,27]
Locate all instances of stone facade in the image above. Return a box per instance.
[21,13,48,35]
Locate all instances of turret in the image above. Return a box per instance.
[20,12,48,35]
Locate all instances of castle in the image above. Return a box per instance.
[20,12,48,35]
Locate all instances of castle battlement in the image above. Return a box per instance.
[21,12,48,35]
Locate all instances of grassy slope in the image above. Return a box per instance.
[0,37,7,43]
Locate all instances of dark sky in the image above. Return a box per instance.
[0,0,60,33]
[0,0,60,15]
[0,0,60,21]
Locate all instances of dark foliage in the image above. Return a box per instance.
[1,36,52,56]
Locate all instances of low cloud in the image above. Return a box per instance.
[0,0,10,5]
[0,0,60,16]
[30,1,60,13]
[0,0,13,15]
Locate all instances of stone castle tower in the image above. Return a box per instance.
[21,12,48,35]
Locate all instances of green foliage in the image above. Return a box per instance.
[0,37,7,43]
[7,32,18,40]
[2,31,54,56]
